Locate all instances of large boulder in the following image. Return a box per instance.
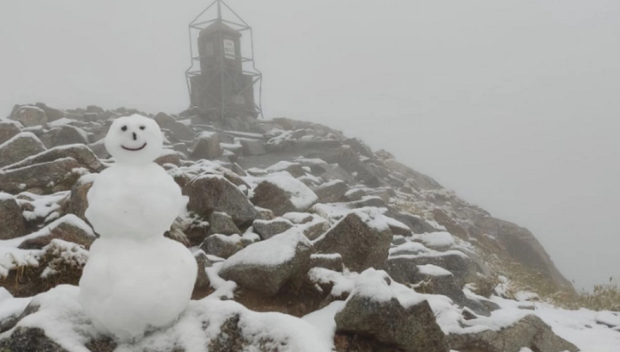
[193,250,212,291]
[447,315,578,352]
[0,157,82,194]
[319,147,382,187]
[384,256,420,285]
[386,260,467,305]
[4,144,104,173]
[392,211,437,234]
[191,132,223,159]
[251,173,318,216]
[0,194,26,240]
[155,150,183,167]
[0,133,46,168]
[154,112,175,126]
[219,228,313,296]
[208,212,241,235]
[335,269,449,352]
[34,103,65,122]
[240,138,266,155]
[18,215,95,250]
[252,218,294,240]
[388,251,477,287]
[10,106,47,127]
[154,112,195,141]
[0,327,68,352]
[309,253,343,272]
[200,234,243,259]
[39,125,89,148]
[184,174,259,227]
[265,161,306,178]
[168,122,195,141]
[312,180,348,203]
[283,212,330,240]
[66,176,95,222]
[314,208,392,272]
[0,120,21,145]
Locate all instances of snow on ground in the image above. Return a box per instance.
[264,161,298,173]
[418,264,453,277]
[306,267,620,352]
[0,264,616,351]
[486,295,620,352]
[311,200,389,223]
[17,191,70,222]
[347,268,396,302]
[596,311,620,328]
[40,239,90,278]
[302,300,346,342]
[205,262,237,300]
[413,231,455,248]
[381,214,411,232]
[0,247,39,277]
[0,285,333,352]
[47,117,74,127]
[308,268,359,297]
[0,288,31,323]
[389,241,431,256]
[350,207,390,232]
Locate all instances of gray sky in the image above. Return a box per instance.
[1,0,619,290]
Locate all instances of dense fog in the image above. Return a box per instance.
[1,0,618,290]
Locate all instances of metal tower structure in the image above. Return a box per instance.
[185,0,263,120]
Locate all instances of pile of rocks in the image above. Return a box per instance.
[0,103,579,352]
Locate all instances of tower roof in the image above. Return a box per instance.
[199,21,242,38]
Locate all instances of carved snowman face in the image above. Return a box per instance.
[105,114,163,165]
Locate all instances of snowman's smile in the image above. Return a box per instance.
[121,143,147,151]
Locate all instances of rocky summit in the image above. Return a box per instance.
[0,103,614,352]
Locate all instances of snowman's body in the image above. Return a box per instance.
[85,163,184,240]
[79,114,197,342]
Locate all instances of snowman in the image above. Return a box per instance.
[79,114,197,342]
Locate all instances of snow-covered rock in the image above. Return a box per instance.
[200,234,243,259]
[250,172,318,216]
[184,174,259,227]
[208,212,241,235]
[3,144,104,173]
[0,104,604,351]
[252,218,294,240]
[447,314,578,352]
[312,179,349,203]
[190,131,222,159]
[17,214,95,250]
[10,106,48,127]
[335,269,449,352]
[0,194,26,240]
[39,125,89,149]
[0,120,21,145]
[314,208,392,272]
[0,157,83,194]
[0,132,46,168]
[219,228,312,296]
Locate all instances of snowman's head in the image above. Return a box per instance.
[105,114,163,165]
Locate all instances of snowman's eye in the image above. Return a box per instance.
[121,126,128,132]
[140,126,146,130]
